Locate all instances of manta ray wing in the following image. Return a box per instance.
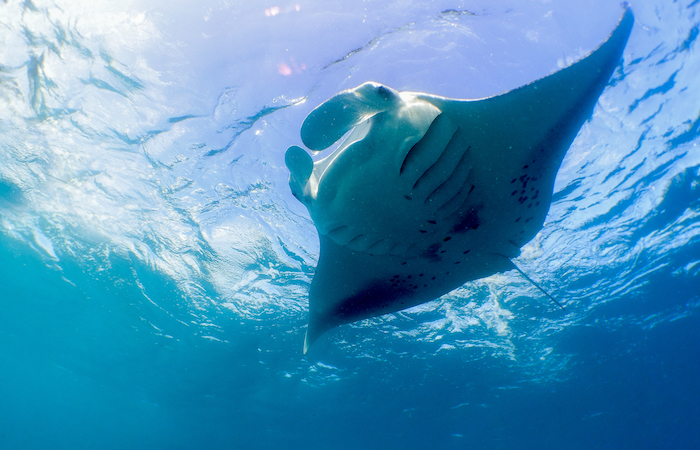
[285,8,634,353]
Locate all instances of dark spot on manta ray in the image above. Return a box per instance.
[463,249,470,254]
[401,261,407,265]
[332,281,412,318]
[443,236,452,242]
[419,229,427,233]
[511,190,517,196]
[420,243,442,262]
[404,195,412,200]
[440,250,447,254]
[511,178,517,183]
[516,217,521,222]
[451,208,480,234]
[431,276,436,280]
[428,220,437,224]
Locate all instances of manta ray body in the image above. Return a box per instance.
[285,8,634,353]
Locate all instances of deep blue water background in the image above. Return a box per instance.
[1,0,699,449]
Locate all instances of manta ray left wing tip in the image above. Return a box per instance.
[302,332,311,355]
[302,318,327,355]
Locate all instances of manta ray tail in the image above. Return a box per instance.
[511,262,566,310]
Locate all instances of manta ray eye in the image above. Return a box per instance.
[376,85,394,101]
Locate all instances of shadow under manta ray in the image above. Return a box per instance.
[285,7,634,354]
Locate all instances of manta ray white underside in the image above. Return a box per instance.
[285,8,634,353]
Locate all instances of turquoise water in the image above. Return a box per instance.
[1,0,699,448]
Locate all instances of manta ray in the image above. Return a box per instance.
[285,7,634,353]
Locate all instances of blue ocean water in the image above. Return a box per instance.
[1,0,699,448]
